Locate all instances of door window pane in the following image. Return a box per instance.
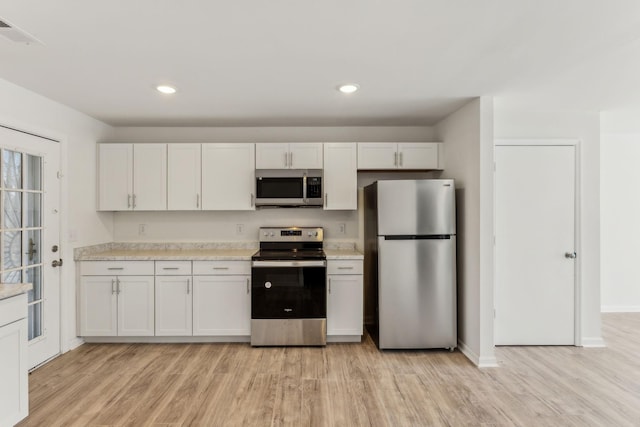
[2,269,21,283]
[2,150,22,189]
[26,193,41,228]
[3,230,22,270]
[28,303,43,340]
[25,154,42,191]
[26,230,41,265]
[25,267,42,303]
[4,191,22,229]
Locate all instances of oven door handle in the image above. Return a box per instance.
[252,260,326,268]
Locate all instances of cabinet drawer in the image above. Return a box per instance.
[193,260,251,275]
[327,260,363,275]
[81,261,155,276]
[0,293,27,327]
[155,261,192,275]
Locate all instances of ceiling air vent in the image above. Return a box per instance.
[0,18,41,44]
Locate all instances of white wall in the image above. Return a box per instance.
[600,111,640,312]
[494,99,603,346]
[108,126,436,245]
[0,77,114,351]
[434,97,496,367]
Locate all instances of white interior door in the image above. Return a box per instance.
[495,143,576,345]
[0,126,61,368]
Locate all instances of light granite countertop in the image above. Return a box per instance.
[74,242,363,261]
[0,282,33,300]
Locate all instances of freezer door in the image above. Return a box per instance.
[377,179,455,236]
[377,236,457,349]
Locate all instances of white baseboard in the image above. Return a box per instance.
[458,339,499,368]
[581,337,606,348]
[601,305,640,313]
[67,337,85,351]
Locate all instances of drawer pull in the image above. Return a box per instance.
[162,267,180,270]
[213,267,229,270]
[337,266,354,270]
[107,267,124,270]
[187,279,191,294]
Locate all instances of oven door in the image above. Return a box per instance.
[251,260,326,319]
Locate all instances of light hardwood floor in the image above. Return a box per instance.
[18,314,640,426]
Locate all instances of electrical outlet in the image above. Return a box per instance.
[138,224,146,236]
[339,223,346,235]
[236,224,244,235]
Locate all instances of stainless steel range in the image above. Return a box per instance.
[251,226,327,346]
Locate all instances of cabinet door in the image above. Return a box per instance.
[323,143,357,210]
[255,143,289,169]
[155,276,192,336]
[202,143,255,210]
[193,275,251,336]
[327,274,363,336]
[117,276,155,336]
[290,143,323,169]
[133,144,167,210]
[168,143,201,210]
[0,318,28,427]
[357,143,398,169]
[79,276,118,336]
[398,143,440,170]
[98,144,133,210]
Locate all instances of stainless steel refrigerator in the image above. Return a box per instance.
[364,179,457,350]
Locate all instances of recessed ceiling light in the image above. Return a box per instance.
[338,84,359,94]
[156,85,176,94]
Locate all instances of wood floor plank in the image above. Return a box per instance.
[17,313,640,427]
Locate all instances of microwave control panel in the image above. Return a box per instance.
[306,177,322,198]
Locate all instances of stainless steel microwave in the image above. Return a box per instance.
[255,169,323,207]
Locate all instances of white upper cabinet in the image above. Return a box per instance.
[98,143,133,210]
[323,143,357,210]
[256,143,323,169]
[201,143,256,210]
[168,143,201,210]
[133,144,167,210]
[357,142,443,170]
[97,143,167,211]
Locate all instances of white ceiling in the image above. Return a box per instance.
[1,1,640,126]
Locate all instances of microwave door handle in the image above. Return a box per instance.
[303,173,307,203]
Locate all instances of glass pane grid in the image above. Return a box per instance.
[0,149,45,342]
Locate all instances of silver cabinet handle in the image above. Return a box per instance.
[107,267,124,270]
[289,152,293,168]
[213,267,229,270]
[111,279,116,295]
[565,251,577,259]
[337,266,354,270]
[196,194,200,208]
[399,152,403,167]
[246,278,250,294]
[284,152,288,167]
[116,278,121,295]
[187,278,191,294]
[132,194,137,208]
[325,193,328,208]
[250,193,255,207]
[127,194,132,208]
[394,152,398,166]
[162,267,179,270]
[328,277,331,294]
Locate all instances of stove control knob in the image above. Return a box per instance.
[265,281,272,289]
[270,232,275,237]
[263,232,268,236]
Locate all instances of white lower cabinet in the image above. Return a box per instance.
[327,260,363,338]
[80,261,155,336]
[0,293,29,426]
[155,276,193,336]
[193,261,251,336]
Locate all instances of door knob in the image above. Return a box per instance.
[52,259,63,267]
[564,251,577,259]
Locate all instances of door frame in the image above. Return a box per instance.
[494,139,582,346]
[0,118,67,364]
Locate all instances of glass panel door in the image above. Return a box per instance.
[0,125,60,369]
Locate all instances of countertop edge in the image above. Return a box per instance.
[0,282,33,300]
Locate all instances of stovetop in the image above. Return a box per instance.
[254,226,325,261]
